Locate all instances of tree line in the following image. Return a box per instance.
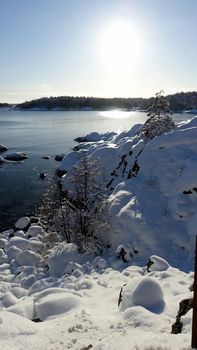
[16,91,197,112]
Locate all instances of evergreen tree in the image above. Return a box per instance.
[138,91,175,140]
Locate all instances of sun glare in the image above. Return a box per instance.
[100,21,139,73]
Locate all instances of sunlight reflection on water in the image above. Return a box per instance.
[99,110,135,119]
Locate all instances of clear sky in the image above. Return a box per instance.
[0,0,196,103]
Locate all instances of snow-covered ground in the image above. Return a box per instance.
[0,116,197,349]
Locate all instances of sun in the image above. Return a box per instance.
[100,21,139,73]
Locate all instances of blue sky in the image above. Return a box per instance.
[0,0,196,103]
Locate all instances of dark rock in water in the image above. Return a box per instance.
[56,168,67,177]
[5,152,29,161]
[40,172,47,179]
[0,144,8,152]
[55,154,65,161]
[42,156,50,160]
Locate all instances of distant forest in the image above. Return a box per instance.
[0,103,10,108]
[2,91,197,112]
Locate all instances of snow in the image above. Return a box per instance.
[0,116,196,349]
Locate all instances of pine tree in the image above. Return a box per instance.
[138,91,175,140]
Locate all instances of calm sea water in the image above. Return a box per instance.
[0,109,190,231]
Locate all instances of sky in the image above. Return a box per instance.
[0,0,197,103]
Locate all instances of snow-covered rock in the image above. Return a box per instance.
[147,255,170,272]
[29,240,43,253]
[15,250,44,267]
[93,257,108,269]
[26,225,44,238]
[15,217,30,230]
[0,237,8,249]
[7,237,29,251]
[75,131,116,143]
[57,150,88,175]
[7,246,22,261]
[14,230,26,238]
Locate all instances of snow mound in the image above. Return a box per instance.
[120,276,165,313]
[0,311,36,339]
[7,297,35,320]
[35,291,81,320]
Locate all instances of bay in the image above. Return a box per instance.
[0,109,190,231]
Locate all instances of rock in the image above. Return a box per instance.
[55,154,65,161]
[15,217,30,230]
[14,230,26,238]
[7,237,30,251]
[42,156,50,160]
[0,144,8,152]
[147,255,170,272]
[29,240,43,253]
[7,246,22,261]
[5,152,29,161]
[40,173,46,179]
[27,225,44,238]
[171,298,193,334]
[0,248,5,257]
[15,250,44,267]
[93,257,108,269]
[0,238,8,249]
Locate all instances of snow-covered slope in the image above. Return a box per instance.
[60,117,197,271]
[0,116,196,349]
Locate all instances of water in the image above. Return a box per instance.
[0,109,190,231]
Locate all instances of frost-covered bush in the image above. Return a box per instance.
[59,157,110,253]
[138,91,175,140]
[48,242,81,276]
